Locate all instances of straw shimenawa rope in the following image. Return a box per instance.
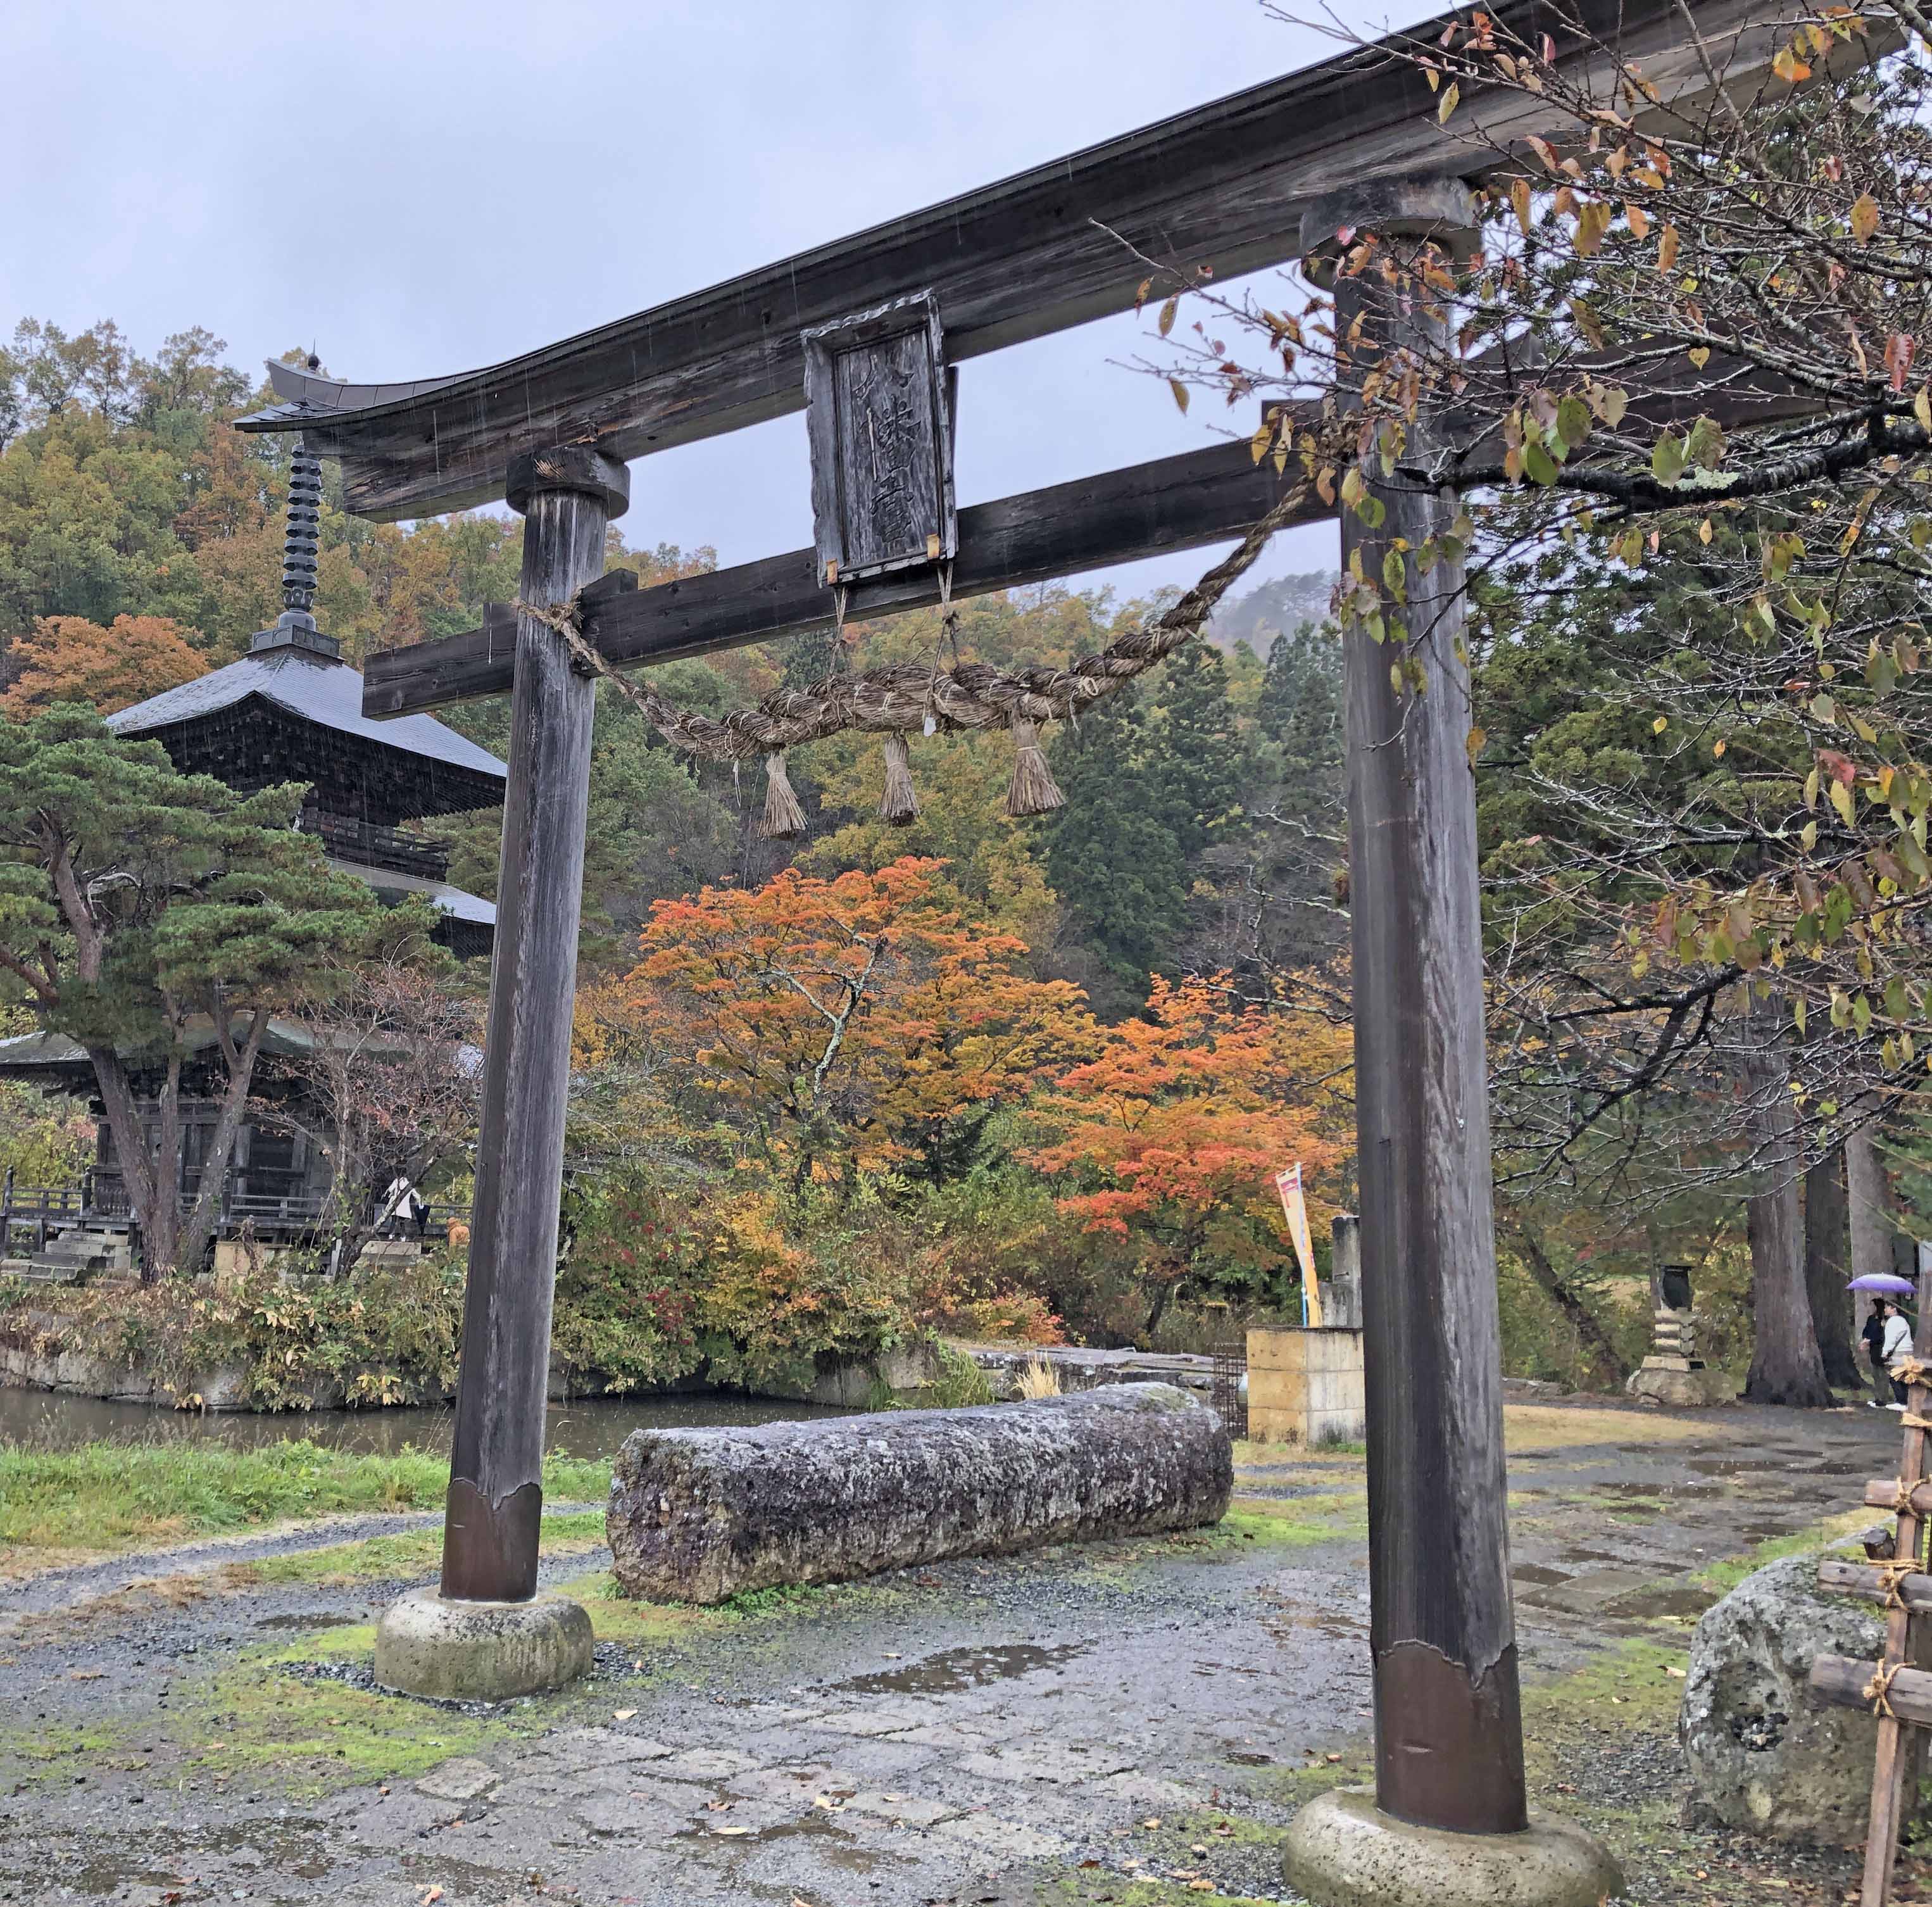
[519,481,1310,838]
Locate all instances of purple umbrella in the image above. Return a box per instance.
[1848,1273,1918,1295]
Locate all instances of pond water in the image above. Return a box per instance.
[0,1387,843,1460]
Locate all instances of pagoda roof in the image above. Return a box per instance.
[0,1021,485,1083]
[327,857,496,929]
[108,636,506,810]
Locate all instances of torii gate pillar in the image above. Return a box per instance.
[1282,179,1619,1904]
[377,447,627,1701]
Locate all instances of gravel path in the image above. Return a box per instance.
[0,1400,1910,1906]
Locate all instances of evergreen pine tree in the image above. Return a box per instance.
[1043,685,1187,1016]
[1145,641,1248,862]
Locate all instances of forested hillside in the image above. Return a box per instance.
[0,317,1346,1010]
[0,315,1353,1355]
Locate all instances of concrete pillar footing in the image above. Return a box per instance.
[1282,1788,1622,1907]
[373,1586,594,1702]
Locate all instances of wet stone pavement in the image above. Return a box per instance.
[0,1397,1905,1906]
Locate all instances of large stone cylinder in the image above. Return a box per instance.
[606,1381,1232,1604]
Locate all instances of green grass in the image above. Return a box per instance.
[1217,1494,1366,1549]
[182,1628,539,1790]
[0,1438,612,1559]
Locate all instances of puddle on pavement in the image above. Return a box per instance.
[1511,1564,1573,1588]
[1609,1584,1712,1620]
[74,1820,335,1893]
[1556,1547,1628,1566]
[829,1640,1091,1698]
[684,1811,881,1866]
[1686,1457,1838,1478]
[254,1611,351,1631]
[1590,1480,1721,1500]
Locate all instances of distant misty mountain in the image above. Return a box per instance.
[1207,570,1336,656]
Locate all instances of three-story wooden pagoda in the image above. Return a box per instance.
[0,441,504,1257]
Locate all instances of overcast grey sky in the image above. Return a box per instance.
[7,1,1431,606]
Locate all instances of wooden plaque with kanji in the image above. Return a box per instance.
[802,291,957,586]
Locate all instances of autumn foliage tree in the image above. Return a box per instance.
[596,857,1093,1185]
[3,614,206,715]
[1027,975,1353,1334]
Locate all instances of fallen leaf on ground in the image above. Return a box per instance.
[1665,1666,1686,1678]
[68,1668,103,1680]
[1324,1753,1343,1763]
[713,1823,751,1837]
[1141,1817,1161,1828]
[420,1890,444,1904]
[613,1709,637,1722]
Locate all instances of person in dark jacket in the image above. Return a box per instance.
[1866,1301,1893,1408]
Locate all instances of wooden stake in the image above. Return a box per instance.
[1860,1377,1928,1906]
[439,446,629,1603]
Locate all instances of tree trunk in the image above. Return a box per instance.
[1803,1147,1862,1390]
[87,1044,168,1284]
[1847,1119,1893,1349]
[1741,996,1833,1407]
[176,1009,269,1279]
[1511,1223,1629,1387]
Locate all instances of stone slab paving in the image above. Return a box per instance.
[0,1399,1905,1904]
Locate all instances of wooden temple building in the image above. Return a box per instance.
[0,442,503,1262]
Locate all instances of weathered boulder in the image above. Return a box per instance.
[607,1381,1231,1604]
[1681,1551,1883,1842]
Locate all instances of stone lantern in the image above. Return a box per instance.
[1627,1262,1731,1406]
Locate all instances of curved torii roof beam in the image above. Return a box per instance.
[237,0,1798,522]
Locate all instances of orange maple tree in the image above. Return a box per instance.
[3,614,207,716]
[1027,976,1353,1333]
[607,857,1093,1181]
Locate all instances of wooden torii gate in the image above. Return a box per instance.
[241,0,1802,1854]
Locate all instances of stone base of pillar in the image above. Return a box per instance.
[373,1587,594,1702]
[1282,1789,1622,1907]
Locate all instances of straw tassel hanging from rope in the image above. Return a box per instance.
[760,750,806,840]
[879,733,918,826]
[1005,718,1064,818]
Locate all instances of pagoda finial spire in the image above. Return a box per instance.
[280,435,322,629]
[250,428,340,658]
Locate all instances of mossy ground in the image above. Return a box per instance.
[1035,1880,1278,1905]
[0,1438,612,1562]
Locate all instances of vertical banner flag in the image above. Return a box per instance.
[1276,1162,1322,1328]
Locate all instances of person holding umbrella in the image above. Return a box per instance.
[1852,1273,1920,1408]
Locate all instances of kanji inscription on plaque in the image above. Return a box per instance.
[803,291,957,586]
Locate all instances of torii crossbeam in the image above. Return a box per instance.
[243,0,1823,1890]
